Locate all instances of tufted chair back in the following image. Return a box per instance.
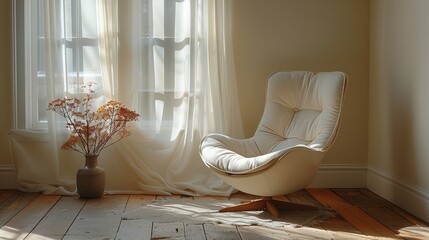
[253,71,346,155]
[200,70,347,197]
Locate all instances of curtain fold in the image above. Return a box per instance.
[10,0,243,196]
[97,0,119,99]
[209,0,243,138]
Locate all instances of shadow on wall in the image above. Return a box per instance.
[387,68,426,217]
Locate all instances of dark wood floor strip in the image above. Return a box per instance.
[291,189,364,235]
[307,188,401,239]
[333,188,421,239]
[359,188,429,227]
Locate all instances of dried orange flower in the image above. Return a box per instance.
[47,83,139,156]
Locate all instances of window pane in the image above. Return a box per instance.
[64,0,74,40]
[82,45,101,73]
[37,79,47,123]
[174,44,190,95]
[81,0,98,37]
[175,0,190,38]
[153,45,165,92]
[152,0,164,38]
[17,0,101,129]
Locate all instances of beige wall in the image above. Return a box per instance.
[369,0,429,221]
[233,0,369,166]
[0,0,370,185]
[0,0,13,166]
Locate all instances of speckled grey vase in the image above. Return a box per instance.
[76,155,105,198]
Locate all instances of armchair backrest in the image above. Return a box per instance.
[253,71,347,154]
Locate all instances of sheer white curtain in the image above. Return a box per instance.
[10,0,98,195]
[113,0,243,195]
[10,0,243,196]
[97,0,118,100]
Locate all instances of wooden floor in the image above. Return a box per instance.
[0,188,428,240]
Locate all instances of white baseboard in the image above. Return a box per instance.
[309,164,367,188]
[0,165,17,189]
[0,163,368,190]
[367,167,429,223]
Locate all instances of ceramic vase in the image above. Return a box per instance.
[76,155,105,198]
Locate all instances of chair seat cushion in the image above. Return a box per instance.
[200,134,311,174]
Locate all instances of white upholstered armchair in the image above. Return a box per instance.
[199,71,347,217]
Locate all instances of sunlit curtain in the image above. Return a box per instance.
[10,0,243,196]
[111,0,243,195]
[97,0,118,99]
[10,0,106,195]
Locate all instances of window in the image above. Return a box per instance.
[14,0,103,129]
[132,0,194,135]
[14,0,195,133]
[10,0,243,195]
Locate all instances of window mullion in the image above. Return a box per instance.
[25,0,39,129]
[77,0,82,96]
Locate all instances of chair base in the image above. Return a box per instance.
[219,197,318,218]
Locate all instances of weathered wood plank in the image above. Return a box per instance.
[334,188,426,240]
[333,189,413,234]
[285,190,368,240]
[0,191,38,227]
[290,189,364,236]
[185,223,206,240]
[152,222,185,239]
[0,190,15,211]
[63,195,128,240]
[25,196,86,240]
[359,190,429,239]
[123,194,156,213]
[238,225,291,240]
[204,223,241,240]
[333,189,384,208]
[283,225,336,240]
[359,189,429,226]
[307,188,401,239]
[323,230,376,240]
[116,219,152,240]
[286,189,362,240]
[115,194,156,240]
[286,190,324,208]
[0,190,22,225]
[0,194,60,240]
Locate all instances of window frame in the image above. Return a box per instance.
[13,0,101,130]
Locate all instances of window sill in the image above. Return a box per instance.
[9,129,69,142]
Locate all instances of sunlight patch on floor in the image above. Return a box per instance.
[400,226,429,239]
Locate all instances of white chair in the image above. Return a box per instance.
[199,71,347,217]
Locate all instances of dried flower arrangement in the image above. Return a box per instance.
[47,83,139,156]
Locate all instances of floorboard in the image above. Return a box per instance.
[0,191,38,227]
[25,196,85,240]
[0,194,60,240]
[0,189,427,240]
[63,195,127,240]
[184,223,206,240]
[116,219,152,240]
[204,223,241,240]
[307,188,402,239]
